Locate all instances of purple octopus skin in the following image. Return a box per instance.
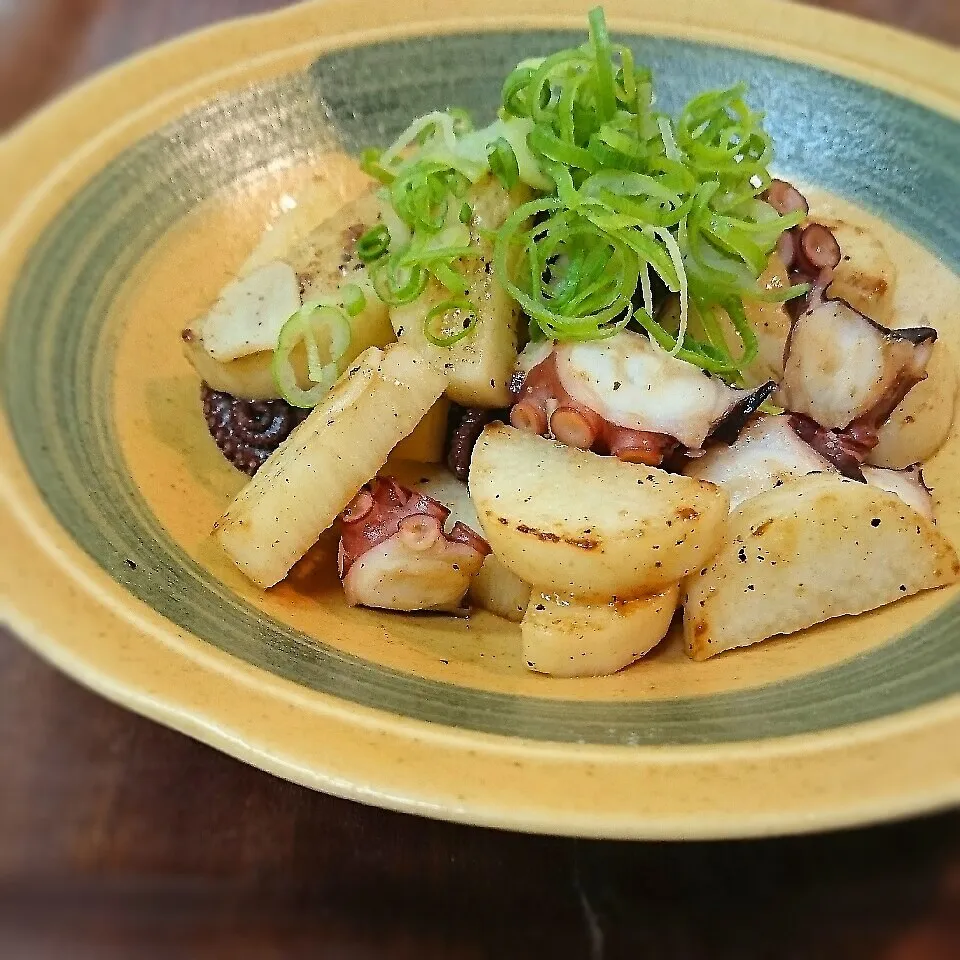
[201,385,309,476]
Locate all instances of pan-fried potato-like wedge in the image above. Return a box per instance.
[522,586,679,677]
[390,462,532,621]
[683,474,960,660]
[469,425,729,600]
[389,177,528,407]
[182,297,396,401]
[215,344,446,587]
[472,554,533,623]
[390,397,450,464]
[820,217,897,324]
[869,341,958,469]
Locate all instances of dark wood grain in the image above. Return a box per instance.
[1,2,959,958]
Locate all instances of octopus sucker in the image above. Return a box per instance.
[782,296,937,437]
[549,405,603,450]
[763,178,843,320]
[338,478,490,611]
[201,384,309,475]
[510,331,766,462]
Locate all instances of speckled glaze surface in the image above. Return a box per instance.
[1,0,959,838]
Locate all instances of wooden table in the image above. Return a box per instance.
[1,3,958,957]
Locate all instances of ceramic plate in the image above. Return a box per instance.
[2,0,959,839]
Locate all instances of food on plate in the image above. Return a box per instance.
[860,465,934,521]
[180,8,957,676]
[522,586,679,677]
[469,424,728,599]
[215,344,446,587]
[338,478,489,611]
[202,385,310,475]
[781,296,936,435]
[510,331,775,463]
[398,463,533,620]
[388,176,528,407]
[684,414,835,510]
[818,217,897,324]
[869,342,958,468]
[390,397,451,464]
[183,188,395,402]
[683,474,959,659]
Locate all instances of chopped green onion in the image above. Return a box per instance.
[356,225,390,264]
[272,301,353,408]
[588,6,617,122]
[488,137,520,190]
[448,107,474,135]
[340,283,367,317]
[357,5,805,382]
[423,297,478,347]
[360,148,394,185]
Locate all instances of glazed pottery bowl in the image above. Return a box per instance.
[2,0,959,838]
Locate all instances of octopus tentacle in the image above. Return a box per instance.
[510,333,764,464]
[201,385,309,475]
[763,179,843,320]
[782,296,936,438]
[338,478,489,611]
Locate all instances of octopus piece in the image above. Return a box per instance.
[861,465,934,521]
[510,331,774,464]
[788,414,872,480]
[764,179,843,319]
[781,297,937,439]
[202,384,309,475]
[685,414,836,510]
[338,477,490,612]
[445,404,507,481]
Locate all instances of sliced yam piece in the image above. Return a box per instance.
[820,217,898,324]
[392,462,532,621]
[389,177,527,407]
[869,342,958,469]
[241,151,377,275]
[215,344,446,587]
[389,398,450,464]
[287,189,385,299]
[183,186,396,400]
[182,336,281,400]
[522,586,679,677]
[183,296,397,401]
[683,474,960,660]
[469,425,729,600]
[862,465,934,521]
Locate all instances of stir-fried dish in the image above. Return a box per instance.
[182,8,959,677]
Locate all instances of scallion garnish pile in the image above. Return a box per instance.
[315,6,807,397]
